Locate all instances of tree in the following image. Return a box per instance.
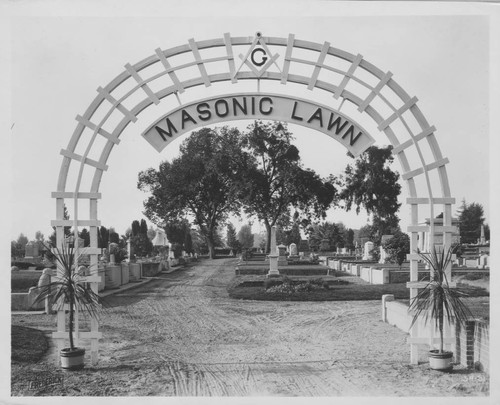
[49,204,72,246]
[98,226,109,249]
[382,231,410,268]
[226,223,241,252]
[138,127,249,259]
[237,224,255,250]
[340,145,401,243]
[109,231,120,244]
[79,228,90,247]
[284,222,302,247]
[457,199,486,244]
[131,220,141,237]
[238,121,337,253]
[129,219,153,258]
[307,222,344,252]
[345,228,355,250]
[164,219,191,249]
[15,233,29,257]
[184,231,194,255]
[147,226,156,241]
[140,219,148,236]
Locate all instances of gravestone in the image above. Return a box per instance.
[289,243,298,256]
[168,243,176,259]
[479,225,486,244]
[127,239,132,262]
[277,244,288,265]
[25,242,35,259]
[363,241,374,260]
[267,226,280,277]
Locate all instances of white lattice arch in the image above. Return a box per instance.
[53,33,456,365]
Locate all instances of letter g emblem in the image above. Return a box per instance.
[251,48,268,67]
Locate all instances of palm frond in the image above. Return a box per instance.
[408,246,472,343]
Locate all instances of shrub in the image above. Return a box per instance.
[463,272,488,281]
[264,278,283,290]
[288,259,319,265]
[11,273,41,292]
[11,261,46,270]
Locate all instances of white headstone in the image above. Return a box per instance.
[152,229,168,246]
[268,226,279,276]
[363,241,374,260]
[289,243,298,256]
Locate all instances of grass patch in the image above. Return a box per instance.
[228,277,490,301]
[11,325,49,363]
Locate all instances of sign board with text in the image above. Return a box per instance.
[142,93,375,157]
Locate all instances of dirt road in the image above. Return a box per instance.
[11,258,489,396]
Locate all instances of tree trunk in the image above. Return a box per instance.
[206,234,215,259]
[265,222,272,254]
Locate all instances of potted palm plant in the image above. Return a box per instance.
[408,246,472,371]
[33,242,104,370]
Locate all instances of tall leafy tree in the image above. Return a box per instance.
[79,228,90,247]
[140,219,148,236]
[131,220,141,237]
[49,204,72,246]
[98,226,109,249]
[138,127,249,258]
[226,223,241,252]
[345,228,355,250]
[237,224,255,250]
[164,219,191,249]
[457,199,486,244]
[239,121,337,252]
[129,219,153,257]
[307,222,345,252]
[12,233,29,258]
[184,231,194,255]
[382,231,410,268]
[340,145,401,243]
[287,222,302,247]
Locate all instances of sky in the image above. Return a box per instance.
[3,3,498,244]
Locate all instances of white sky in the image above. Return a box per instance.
[2,3,497,243]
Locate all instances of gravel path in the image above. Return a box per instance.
[11,258,489,397]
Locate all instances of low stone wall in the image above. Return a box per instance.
[389,271,429,284]
[236,265,329,276]
[105,265,121,289]
[11,288,45,311]
[382,295,489,372]
[140,261,165,277]
[129,263,141,282]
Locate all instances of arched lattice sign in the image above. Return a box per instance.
[53,32,456,365]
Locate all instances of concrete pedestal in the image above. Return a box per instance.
[267,254,280,277]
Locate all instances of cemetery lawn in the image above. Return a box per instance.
[11,325,49,363]
[227,274,490,302]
